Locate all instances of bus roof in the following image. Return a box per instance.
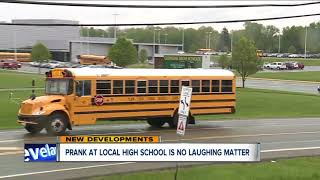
[64,68,235,77]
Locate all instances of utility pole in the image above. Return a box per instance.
[231,31,233,57]
[113,13,119,39]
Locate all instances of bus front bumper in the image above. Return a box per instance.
[17,115,47,126]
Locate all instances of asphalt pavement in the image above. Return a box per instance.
[0,118,319,179]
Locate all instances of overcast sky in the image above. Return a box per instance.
[1,1,320,32]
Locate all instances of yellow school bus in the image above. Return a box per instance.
[18,68,236,135]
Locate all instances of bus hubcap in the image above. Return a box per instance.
[51,119,64,132]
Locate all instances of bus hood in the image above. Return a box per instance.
[19,95,65,115]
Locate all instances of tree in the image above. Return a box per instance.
[231,37,260,88]
[217,54,229,69]
[31,43,51,74]
[139,49,148,64]
[288,45,297,53]
[108,38,137,67]
[218,27,231,52]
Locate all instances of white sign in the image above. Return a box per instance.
[178,86,193,116]
[176,115,187,136]
[59,143,261,162]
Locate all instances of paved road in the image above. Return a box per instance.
[237,78,320,94]
[0,118,319,179]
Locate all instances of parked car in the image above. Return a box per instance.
[293,62,304,70]
[29,61,40,67]
[263,62,271,69]
[0,60,20,69]
[288,54,299,58]
[269,62,287,70]
[284,62,295,70]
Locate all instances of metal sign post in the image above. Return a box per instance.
[175,86,192,180]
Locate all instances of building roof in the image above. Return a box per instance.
[65,68,234,77]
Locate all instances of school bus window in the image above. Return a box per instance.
[191,80,200,93]
[148,80,158,94]
[211,80,220,92]
[76,80,91,96]
[201,80,210,92]
[125,80,135,94]
[96,80,111,95]
[221,80,233,92]
[137,80,146,94]
[170,80,179,93]
[181,80,190,87]
[160,80,168,93]
[113,80,123,94]
[46,79,73,95]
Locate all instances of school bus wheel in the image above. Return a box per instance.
[24,124,43,134]
[147,118,166,128]
[45,112,68,135]
[168,111,193,128]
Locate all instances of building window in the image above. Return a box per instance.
[221,80,233,92]
[76,80,91,96]
[113,80,123,94]
[170,80,179,93]
[160,80,168,93]
[125,80,135,94]
[211,80,220,92]
[201,80,210,92]
[148,80,158,94]
[137,80,146,94]
[96,80,111,95]
[192,80,200,93]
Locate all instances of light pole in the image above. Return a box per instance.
[208,32,212,49]
[182,28,184,52]
[113,13,119,39]
[205,32,209,49]
[231,31,233,57]
[164,33,168,44]
[157,29,161,44]
[278,33,281,53]
[87,27,90,55]
[13,26,17,61]
[304,26,308,59]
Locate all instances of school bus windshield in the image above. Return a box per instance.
[45,79,73,95]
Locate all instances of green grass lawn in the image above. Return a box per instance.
[197,88,320,120]
[251,71,320,82]
[0,69,44,89]
[93,156,320,180]
[0,90,43,129]
[262,57,320,66]
[1,88,320,130]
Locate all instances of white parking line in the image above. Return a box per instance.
[0,162,134,179]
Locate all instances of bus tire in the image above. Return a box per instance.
[168,111,192,128]
[25,124,43,134]
[147,118,166,128]
[45,112,67,135]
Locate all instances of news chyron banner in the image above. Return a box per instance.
[25,136,260,162]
